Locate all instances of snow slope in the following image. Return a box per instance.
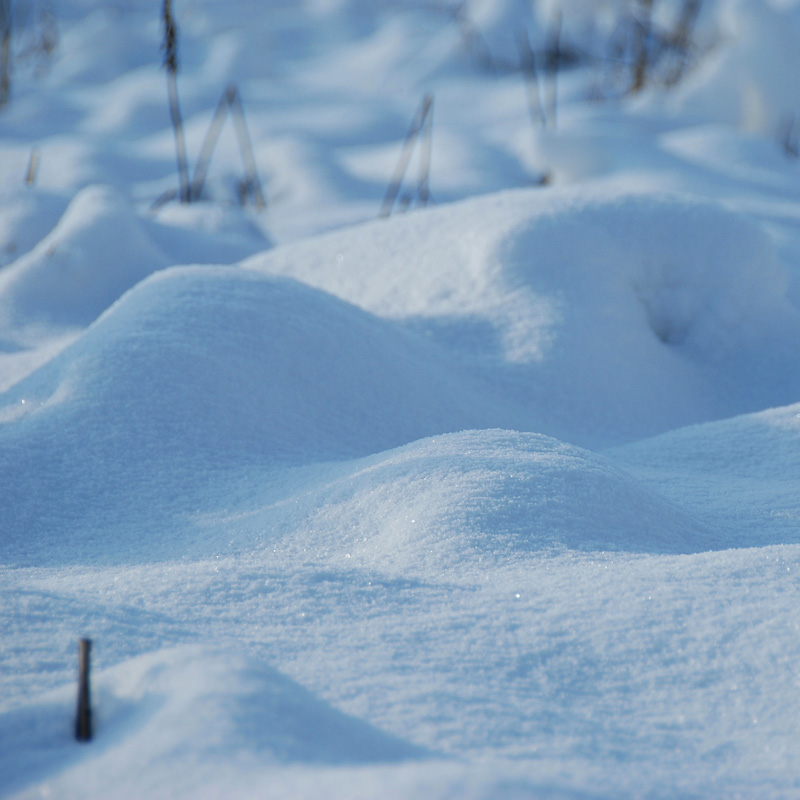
[0,263,497,566]
[245,186,800,446]
[610,401,800,549]
[2,0,800,798]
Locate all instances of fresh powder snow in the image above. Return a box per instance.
[1,1,799,798]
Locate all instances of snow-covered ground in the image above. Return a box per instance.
[1,1,800,797]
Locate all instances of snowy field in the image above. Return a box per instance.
[1,0,800,797]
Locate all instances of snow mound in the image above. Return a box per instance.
[0,265,497,565]
[0,187,69,269]
[240,430,716,571]
[0,184,170,338]
[95,646,427,765]
[247,187,788,349]
[245,186,800,445]
[0,646,426,798]
[609,401,800,549]
[669,0,800,135]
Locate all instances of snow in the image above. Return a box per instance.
[1,0,799,798]
[244,186,800,444]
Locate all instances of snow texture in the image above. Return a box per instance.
[1,1,800,798]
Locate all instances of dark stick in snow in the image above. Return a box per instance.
[75,638,92,742]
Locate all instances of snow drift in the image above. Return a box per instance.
[0,264,494,565]
[253,429,717,575]
[3,0,800,798]
[0,185,169,338]
[246,186,800,445]
[611,400,800,549]
[0,646,428,799]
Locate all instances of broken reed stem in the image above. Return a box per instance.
[417,98,433,209]
[75,638,92,742]
[380,93,434,219]
[779,113,799,158]
[546,10,562,130]
[190,85,232,201]
[516,28,547,129]
[190,83,266,207]
[631,0,653,93]
[229,87,266,207]
[0,0,11,108]
[664,0,702,86]
[167,72,190,202]
[672,0,701,53]
[25,146,40,185]
[162,0,190,203]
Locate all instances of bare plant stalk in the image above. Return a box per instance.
[417,97,434,208]
[673,0,701,52]
[162,0,190,203]
[516,28,547,129]
[631,0,654,93]
[167,74,190,202]
[229,87,266,207]
[0,0,12,108]
[380,94,434,219]
[546,10,562,129]
[75,638,92,742]
[190,86,232,201]
[25,146,40,184]
[665,0,701,85]
[779,113,799,158]
[191,84,266,207]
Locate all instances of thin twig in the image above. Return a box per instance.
[417,97,434,208]
[167,74,190,202]
[150,188,178,212]
[779,113,799,159]
[546,10,562,129]
[0,0,12,108]
[664,0,702,86]
[162,0,190,203]
[190,86,233,201]
[25,147,40,185]
[380,94,434,219]
[631,0,654,93]
[516,28,547,129]
[229,86,266,207]
[190,84,266,207]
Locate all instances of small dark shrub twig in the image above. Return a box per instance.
[630,0,653,93]
[417,96,433,208]
[516,28,547,129]
[25,146,40,184]
[779,113,799,159]
[380,94,434,219]
[663,0,702,86]
[610,0,704,95]
[162,0,191,203]
[191,83,266,207]
[0,0,12,107]
[545,10,562,129]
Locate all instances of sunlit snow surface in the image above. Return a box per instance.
[1,1,800,798]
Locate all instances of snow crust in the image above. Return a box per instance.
[1,1,800,798]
